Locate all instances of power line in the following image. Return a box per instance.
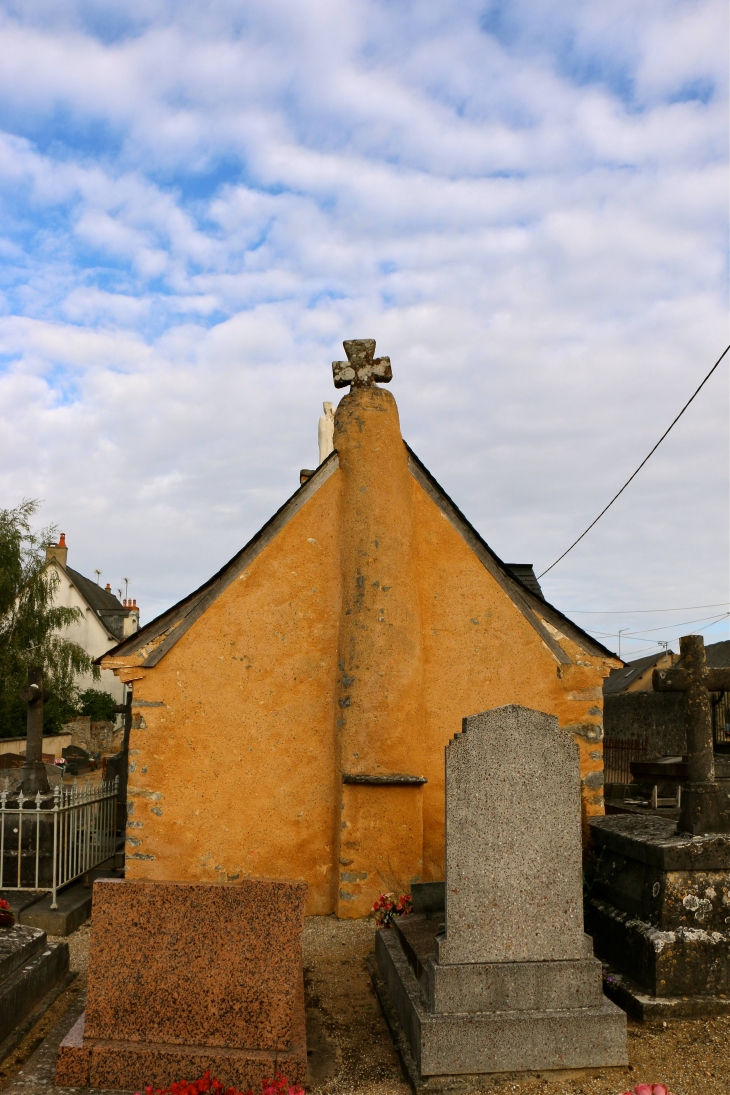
[567,601,730,615]
[609,617,730,660]
[538,343,730,579]
[586,611,730,641]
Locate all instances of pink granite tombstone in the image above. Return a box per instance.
[56,878,307,1090]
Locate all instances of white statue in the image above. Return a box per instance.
[318,402,335,465]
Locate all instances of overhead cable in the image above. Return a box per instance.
[538,343,730,579]
[567,601,730,615]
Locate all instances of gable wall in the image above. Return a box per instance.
[47,560,125,701]
[409,478,615,881]
[125,472,342,913]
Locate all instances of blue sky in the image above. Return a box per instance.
[0,0,727,659]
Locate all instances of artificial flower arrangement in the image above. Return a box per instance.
[0,899,14,927]
[137,1071,304,1095]
[371,891,412,929]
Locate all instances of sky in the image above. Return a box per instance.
[0,0,728,662]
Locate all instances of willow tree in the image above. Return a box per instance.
[0,500,99,738]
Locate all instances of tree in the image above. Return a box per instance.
[78,688,117,722]
[0,500,99,738]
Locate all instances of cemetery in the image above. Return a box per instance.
[1,345,729,1095]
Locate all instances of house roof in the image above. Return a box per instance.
[505,565,544,600]
[58,564,134,642]
[100,444,617,669]
[66,567,124,615]
[603,652,672,695]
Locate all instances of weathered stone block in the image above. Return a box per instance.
[588,814,730,1015]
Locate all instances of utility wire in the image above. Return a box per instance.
[538,343,730,579]
[585,610,730,640]
[606,616,730,659]
[567,601,730,614]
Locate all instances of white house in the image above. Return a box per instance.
[45,534,139,704]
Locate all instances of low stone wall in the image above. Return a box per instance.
[62,717,123,754]
[603,692,685,756]
[0,733,72,759]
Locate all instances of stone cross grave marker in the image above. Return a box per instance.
[332,338,392,389]
[19,666,50,796]
[653,633,730,835]
[437,704,585,965]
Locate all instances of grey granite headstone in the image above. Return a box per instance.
[371,703,627,1086]
[437,704,585,964]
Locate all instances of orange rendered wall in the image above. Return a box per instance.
[124,471,342,914]
[123,456,614,916]
[409,478,611,883]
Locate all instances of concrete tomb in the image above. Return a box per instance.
[372,705,627,1088]
[55,877,307,1090]
[0,923,69,1046]
[588,634,730,1019]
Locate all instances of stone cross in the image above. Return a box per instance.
[332,339,392,389]
[653,634,730,835]
[19,666,50,795]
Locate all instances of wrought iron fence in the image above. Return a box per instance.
[713,692,730,746]
[603,736,649,785]
[0,777,118,909]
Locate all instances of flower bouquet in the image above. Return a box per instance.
[371,891,412,929]
[0,899,15,927]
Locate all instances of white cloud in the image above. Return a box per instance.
[0,0,726,658]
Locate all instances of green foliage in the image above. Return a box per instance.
[77,688,117,722]
[0,500,99,739]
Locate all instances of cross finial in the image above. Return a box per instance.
[332,339,392,389]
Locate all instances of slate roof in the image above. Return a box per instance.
[603,652,672,696]
[64,566,133,642]
[101,445,617,669]
[505,565,544,600]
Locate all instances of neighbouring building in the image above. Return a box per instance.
[603,649,678,695]
[101,340,621,917]
[45,535,140,704]
[603,639,730,783]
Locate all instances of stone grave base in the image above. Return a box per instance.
[371,920,626,1091]
[56,979,307,1091]
[0,925,70,1046]
[599,960,730,1021]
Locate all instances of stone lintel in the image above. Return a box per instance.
[342,773,427,785]
[589,814,730,871]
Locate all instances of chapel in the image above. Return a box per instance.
[102,340,620,917]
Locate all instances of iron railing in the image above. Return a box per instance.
[0,777,118,909]
[603,736,649,785]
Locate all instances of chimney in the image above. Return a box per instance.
[122,598,140,638]
[105,583,112,593]
[45,532,68,568]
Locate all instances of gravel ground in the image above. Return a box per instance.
[302,917,729,1095]
[2,916,729,1095]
